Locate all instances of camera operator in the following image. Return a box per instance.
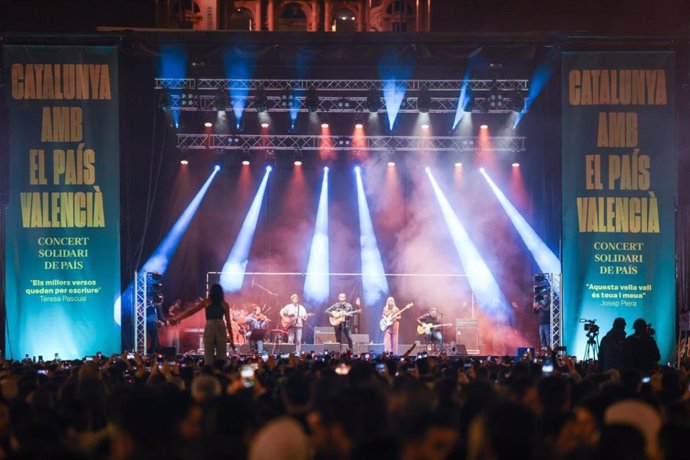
[598,318,626,371]
[623,318,660,373]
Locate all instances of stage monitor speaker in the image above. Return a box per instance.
[351,334,369,344]
[517,347,536,358]
[160,347,176,360]
[456,319,479,354]
[314,327,337,344]
[447,343,468,355]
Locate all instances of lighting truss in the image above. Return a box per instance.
[156,78,529,92]
[547,273,563,351]
[177,133,526,152]
[168,94,520,114]
[133,271,147,355]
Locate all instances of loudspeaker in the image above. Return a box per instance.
[447,343,468,355]
[264,343,296,354]
[160,347,176,360]
[351,334,370,344]
[354,343,384,354]
[456,319,479,354]
[314,327,337,344]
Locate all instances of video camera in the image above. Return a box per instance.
[579,318,599,334]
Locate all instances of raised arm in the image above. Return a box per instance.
[175,299,208,324]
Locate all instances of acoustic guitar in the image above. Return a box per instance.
[416,322,453,335]
[328,309,362,326]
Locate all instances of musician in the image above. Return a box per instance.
[146,294,166,354]
[381,297,400,355]
[280,294,308,353]
[172,284,235,364]
[326,293,355,351]
[417,307,443,351]
[245,306,270,353]
[166,297,182,354]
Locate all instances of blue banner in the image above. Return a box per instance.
[4,45,121,359]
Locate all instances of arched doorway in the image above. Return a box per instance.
[384,0,415,32]
[227,7,254,30]
[332,8,357,32]
[278,2,308,31]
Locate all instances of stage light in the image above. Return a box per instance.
[421,123,430,130]
[260,122,269,128]
[426,169,511,321]
[204,121,213,128]
[387,161,395,167]
[304,168,330,303]
[480,124,488,130]
[142,166,221,275]
[455,162,463,168]
[324,166,329,172]
[479,167,485,173]
[305,87,319,113]
[321,122,329,129]
[336,98,351,109]
[354,119,364,129]
[452,77,471,130]
[179,150,190,166]
[253,89,268,113]
[425,166,430,173]
[417,87,431,113]
[266,165,272,172]
[383,80,406,130]
[480,170,560,274]
[241,149,251,166]
[367,89,382,113]
[293,150,303,166]
[355,165,389,306]
[220,167,272,292]
[280,89,294,108]
[512,162,520,168]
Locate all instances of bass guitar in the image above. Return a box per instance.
[379,303,413,331]
[416,322,453,335]
[328,309,362,327]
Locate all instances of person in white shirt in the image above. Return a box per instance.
[279,294,307,353]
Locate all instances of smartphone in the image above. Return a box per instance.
[37,369,48,375]
[127,353,134,359]
[542,359,554,375]
[335,363,351,375]
[642,376,651,384]
[240,365,255,388]
[260,354,268,362]
[376,363,386,374]
[85,357,93,362]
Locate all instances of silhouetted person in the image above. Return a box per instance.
[623,318,660,374]
[599,317,627,371]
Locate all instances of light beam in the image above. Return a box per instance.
[304,168,330,303]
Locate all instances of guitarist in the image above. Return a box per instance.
[326,293,356,351]
[279,294,308,353]
[381,297,400,354]
[417,307,443,351]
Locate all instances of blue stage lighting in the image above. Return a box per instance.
[355,167,389,306]
[452,76,472,130]
[266,165,272,172]
[513,50,557,128]
[214,164,221,172]
[382,80,406,130]
[480,170,560,274]
[143,167,221,274]
[224,49,255,131]
[354,165,361,173]
[158,46,187,129]
[324,166,329,173]
[426,169,511,321]
[220,168,272,292]
[304,168,330,303]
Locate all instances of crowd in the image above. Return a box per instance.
[0,342,686,460]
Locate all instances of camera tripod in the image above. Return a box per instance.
[583,332,599,361]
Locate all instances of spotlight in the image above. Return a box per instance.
[214,164,221,171]
[387,161,395,167]
[335,137,351,147]
[507,88,527,112]
[367,89,381,113]
[455,162,463,168]
[204,119,213,128]
[180,92,198,108]
[336,98,351,110]
[324,166,329,173]
[266,165,273,172]
[354,165,361,173]
[355,121,364,129]
[260,122,269,128]
[512,162,520,168]
[425,167,431,173]
[280,89,294,108]
[180,150,189,165]
[293,150,303,166]
[305,87,319,113]
[480,124,488,130]
[421,123,430,130]
[321,122,329,129]
[241,149,251,166]
[417,87,431,113]
[479,167,485,173]
[253,89,268,113]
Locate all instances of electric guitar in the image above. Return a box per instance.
[379,303,413,331]
[328,309,362,326]
[416,322,453,335]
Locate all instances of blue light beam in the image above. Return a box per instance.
[513,49,558,128]
[382,80,406,130]
[223,48,255,129]
[303,168,330,303]
[158,46,187,128]
[452,72,472,130]
[480,170,560,274]
[355,167,389,306]
[142,167,221,274]
[220,167,272,292]
[426,169,511,321]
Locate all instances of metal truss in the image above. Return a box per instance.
[177,133,526,152]
[133,271,147,355]
[156,78,529,92]
[549,273,563,351]
[169,94,521,114]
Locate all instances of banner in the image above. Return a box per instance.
[4,46,120,359]
[562,52,676,361]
